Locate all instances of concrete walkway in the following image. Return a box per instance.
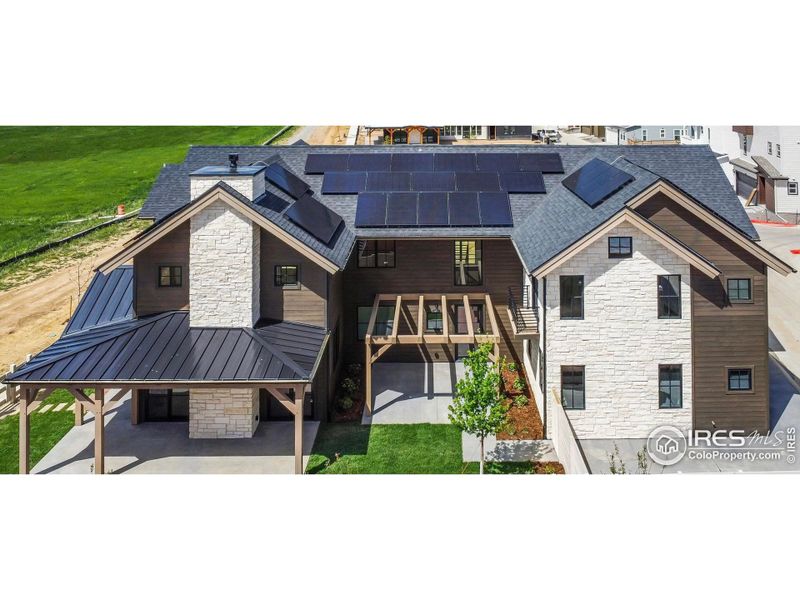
[462,433,557,463]
[33,396,319,474]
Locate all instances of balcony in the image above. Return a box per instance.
[507,286,539,337]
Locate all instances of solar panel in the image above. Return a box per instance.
[499,171,546,193]
[348,153,392,171]
[562,158,634,208]
[321,172,367,194]
[391,153,435,172]
[434,153,476,172]
[477,153,519,172]
[411,171,456,192]
[417,192,449,226]
[366,171,412,192]
[254,190,290,212]
[284,194,344,244]
[448,192,480,226]
[478,192,513,226]
[304,154,348,174]
[264,163,310,199]
[354,193,388,227]
[386,192,418,226]
[518,153,564,173]
[456,172,500,192]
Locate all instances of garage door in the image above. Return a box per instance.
[736,171,757,201]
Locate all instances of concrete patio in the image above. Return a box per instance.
[32,395,319,474]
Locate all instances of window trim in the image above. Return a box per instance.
[559,275,584,320]
[726,366,754,394]
[274,264,300,289]
[157,265,183,288]
[357,240,396,269]
[767,141,773,155]
[658,364,683,409]
[657,274,682,319]
[453,240,483,286]
[788,181,798,195]
[777,144,781,158]
[560,365,585,410]
[608,236,633,259]
[356,305,395,341]
[425,303,443,333]
[659,128,666,139]
[641,128,647,141]
[726,277,753,304]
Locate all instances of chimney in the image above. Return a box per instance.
[189,160,265,201]
[229,153,239,171]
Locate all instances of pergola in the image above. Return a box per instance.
[363,293,501,414]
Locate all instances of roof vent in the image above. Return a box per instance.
[229,153,239,171]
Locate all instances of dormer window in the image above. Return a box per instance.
[158,266,182,287]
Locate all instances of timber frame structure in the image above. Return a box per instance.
[363,293,501,414]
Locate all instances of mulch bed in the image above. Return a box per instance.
[497,363,544,441]
[331,394,364,423]
[532,462,566,474]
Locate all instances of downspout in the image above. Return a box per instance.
[541,274,547,438]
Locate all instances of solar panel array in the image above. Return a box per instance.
[284,193,343,244]
[321,169,545,195]
[562,158,634,208]
[354,191,512,228]
[306,152,564,174]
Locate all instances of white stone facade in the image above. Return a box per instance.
[189,388,260,438]
[189,200,260,327]
[544,223,693,439]
[190,174,264,201]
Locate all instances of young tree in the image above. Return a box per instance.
[448,343,508,474]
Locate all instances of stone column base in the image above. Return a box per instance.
[189,388,259,439]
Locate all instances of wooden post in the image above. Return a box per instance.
[75,395,84,426]
[94,388,104,475]
[365,341,373,415]
[19,387,30,475]
[294,385,305,475]
[130,389,140,425]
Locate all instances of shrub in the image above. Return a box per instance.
[346,363,362,378]
[338,396,354,411]
[513,394,529,408]
[512,376,526,393]
[341,377,358,396]
[543,464,557,475]
[506,362,517,372]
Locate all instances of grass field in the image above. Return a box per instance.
[0,126,285,262]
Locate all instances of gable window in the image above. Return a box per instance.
[357,306,395,340]
[274,265,299,288]
[608,236,633,258]
[728,368,753,392]
[559,275,584,319]
[358,240,395,268]
[727,278,752,303]
[641,128,648,141]
[158,266,182,287]
[425,304,443,333]
[673,129,681,141]
[657,275,681,318]
[777,144,781,158]
[561,366,585,410]
[768,141,773,155]
[789,181,799,195]
[659,128,666,139]
[659,365,683,408]
[454,240,482,286]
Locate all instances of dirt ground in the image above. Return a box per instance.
[0,232,139,370]
[280,126,350,145]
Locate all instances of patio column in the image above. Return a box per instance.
[19,387,30,475]
[94,388,104,475]
[75,397,84,426]
[294,385,305,475]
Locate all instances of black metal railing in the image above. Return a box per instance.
[507,286,538,333]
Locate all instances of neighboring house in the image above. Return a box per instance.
[6,145,793,474]
[579,126,606,139]
[605,125,707,145]
[363,126,534,144]
[708,126,800,218]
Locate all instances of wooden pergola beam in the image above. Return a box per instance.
[485,294,501,362]
[441,295,449,340]
[19,388,30,474]
[94,388,104,475]
[391,295,402,343]
[463,295,474,338]
[267,384,306,474]
[416,295,424,342]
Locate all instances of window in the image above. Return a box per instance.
[777,144,781,158]
[559,275,584,319]
[608,236,632,258]
[659,128,666,139]
[789,181,799,195]
[768,141,773,155]
[454,240,482,286]
[358,240,395,268]
[727,278,752,303]
[425,304,443,333]
[728,368,753,392]
[673,129,681,141]
[743,136,748,155]
[561,366,585,410]
[657,275,681,318]
[357,306,395,340]
[274,265,299,287]
[659,365,683,408]
[641,128,648,141]
[158,266,182,287]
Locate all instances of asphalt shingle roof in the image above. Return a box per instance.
[141,144,757,273]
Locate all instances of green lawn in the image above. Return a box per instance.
[0,126,285,262]
[0,389,76,474]
[306,422,549,474]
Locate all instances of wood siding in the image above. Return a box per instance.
[636,192,769,432]
[134,222,190,316]
[259,228,327,327]
[341,239,524,364]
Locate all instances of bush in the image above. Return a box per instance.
[346,363,362,378]
[338,396,354,411]
[513,394,529,408]
[512,376,526,393]
[506,362,517,372]
[341,377,358,397]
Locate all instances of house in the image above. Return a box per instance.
[363,126,534,144]
[5,144,793,474]
[605,125,707,145]
[708,126,800,218]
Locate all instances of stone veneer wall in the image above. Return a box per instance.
[189,388,259,438]
[189,200,260,327]
[544,223,693,439]
[190,174,264,201]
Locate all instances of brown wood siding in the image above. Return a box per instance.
[134,222,190,316]
[636,192,769,432]
[259,229,327,327]
[341,239,524,364]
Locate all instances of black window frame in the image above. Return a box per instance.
[727,368,753,392]
[158,265,183,287]
[454,240,483,286]
[559,275,584,319]
[726,277,752,303]
[658,365,683,409]
[356,305,395,341]
[657,274,682,319]
[358,240,396,268]
[788,181,798,195]
[425,303,443,333]
[608,236,633,259]
[561,366,585,410]
[273,264,300,288]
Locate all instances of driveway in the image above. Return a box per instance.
[32,396,319,474]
